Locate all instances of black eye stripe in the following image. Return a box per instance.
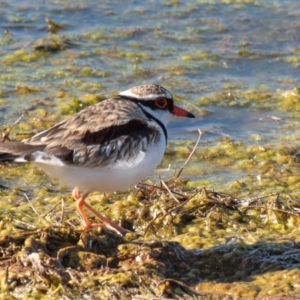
[118,94,173,111]
[136,98,173,112]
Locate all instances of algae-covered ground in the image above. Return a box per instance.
[1,0,300,299]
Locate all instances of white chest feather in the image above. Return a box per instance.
[31,137,166,194]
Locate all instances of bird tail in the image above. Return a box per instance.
[0,142,45,162]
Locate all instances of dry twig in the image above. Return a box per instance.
[175,129,202,179]
[42,198,66,226]
[1,115,24,142]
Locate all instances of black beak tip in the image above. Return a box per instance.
[187,112,196,118]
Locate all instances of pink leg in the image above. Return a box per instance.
[72,187,132,235]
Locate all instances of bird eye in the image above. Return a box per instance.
[155,98,168,109]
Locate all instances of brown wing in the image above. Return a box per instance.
[23,99,162,167]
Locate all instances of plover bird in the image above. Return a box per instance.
[0,85,195,234]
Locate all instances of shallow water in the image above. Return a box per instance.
[0,1,299,141]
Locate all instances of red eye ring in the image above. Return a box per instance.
[155,97,168,109]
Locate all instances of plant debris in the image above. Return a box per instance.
[1,177,300,299]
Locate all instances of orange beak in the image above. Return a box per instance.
[172,105,195,118]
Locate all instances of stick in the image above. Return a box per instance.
[175,129,202,179]
[1,115,24,142]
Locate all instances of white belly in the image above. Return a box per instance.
[32,140,165,194]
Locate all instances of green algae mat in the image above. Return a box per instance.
[1,0,300,299]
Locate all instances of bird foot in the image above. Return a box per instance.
[72,187,132,236]
[83,201,132,236]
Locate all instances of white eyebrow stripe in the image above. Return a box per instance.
[119,90,172,100]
